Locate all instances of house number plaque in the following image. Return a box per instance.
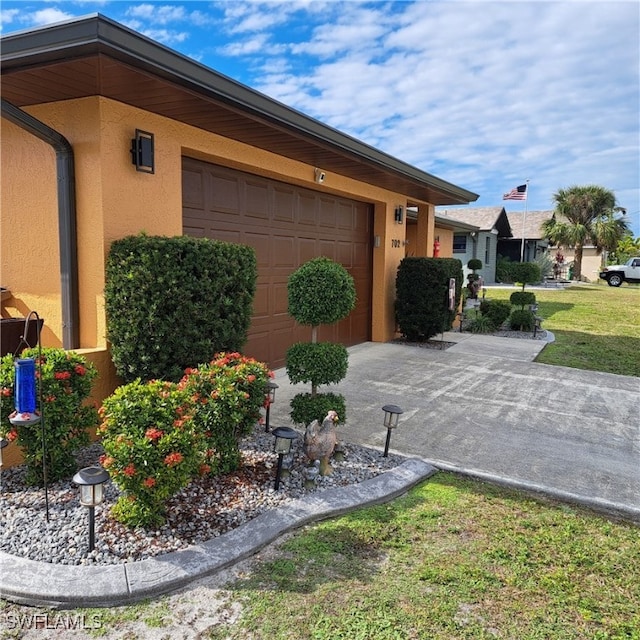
[391,239,402,248]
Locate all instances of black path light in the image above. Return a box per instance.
[381,404,404,457]
[264,381,278,432]
[271,426,298,490]
[73,465,110,552]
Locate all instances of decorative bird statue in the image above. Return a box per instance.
[303,410,339,475]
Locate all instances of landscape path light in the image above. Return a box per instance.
[264,381,278,432]
[73,465,110,552]
[381,404,404,457]
[271,426,298,490]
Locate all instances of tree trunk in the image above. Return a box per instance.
[311,325,317,396]
[574,244,584,281]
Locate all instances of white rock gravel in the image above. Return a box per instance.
[0,424,404,566]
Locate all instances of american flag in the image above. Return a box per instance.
[503,184,527,200]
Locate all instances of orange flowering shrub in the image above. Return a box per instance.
[179,352,271,474]
[98,353,271,528]
[0,348,98,485]
[98,380,201,528]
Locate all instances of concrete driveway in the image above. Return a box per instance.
[270,336,640,521]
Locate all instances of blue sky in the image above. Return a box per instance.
[2,1,639,237]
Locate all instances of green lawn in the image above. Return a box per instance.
[484,284,640,377]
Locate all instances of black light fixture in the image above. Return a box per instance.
[271,426,298,490]
[73,465,110,552]
[394,205,404,224]
[130,129,155,173]
[381,404,404,457]
[264,381,278,432]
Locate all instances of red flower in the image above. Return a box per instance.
[198,463,211,476]
[145,427,164,441]
[74,364,86,376]
[100,455,114,468]
[164,452,183,467]
[45,395,57,403]
[247,374,256,382]
[54,371,72,380]
[1,387,11,397]
[164,451,183,467]
[143,477,156,488]
[123,463,136,477]
[7,429,18,442]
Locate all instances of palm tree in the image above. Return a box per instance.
[541,185,628,280]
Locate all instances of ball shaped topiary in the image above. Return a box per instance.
[510,291,536,309]
[467,258,483,272]
[288,257,356,327]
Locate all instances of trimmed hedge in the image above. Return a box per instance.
[105,234,257,383]
[395,257,463,341]
[510,291,537,309]
[510,262,541,290]
[479,299,512,329]
[286,342,348,387]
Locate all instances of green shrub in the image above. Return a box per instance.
[0,348,98,485]
[496,255,513,283]
[509,309,536,331]
[287,257,356,328]
[290,392,346,427]
[286,342,348,387]
[395,257,463,341]
[178,352,271,474]
[479,299,512,328]
[509,262,541,290]
[105,234,257,383]
[469,315,495,334]
[510,291,537,309]
[99,379,201,528]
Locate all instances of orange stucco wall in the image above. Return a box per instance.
[1,96,436,400]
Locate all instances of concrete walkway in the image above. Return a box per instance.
[1,332,638,608]
[271,334,639,521]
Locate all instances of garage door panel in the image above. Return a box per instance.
[183,169,204,209]
[183,157,371,369]
[244,232,270,266]
[298,193,317,226]
[319,198,336,228]
[273,236,296,267]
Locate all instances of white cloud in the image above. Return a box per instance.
[31,8,76,26]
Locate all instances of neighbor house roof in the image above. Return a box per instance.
[505,210,554,240]
[436,207,513,237]
[0,14,478,207]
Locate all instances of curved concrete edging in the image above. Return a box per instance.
[426,458,640,524]
[0,458,437,609]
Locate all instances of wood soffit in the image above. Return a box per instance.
[0,15,478,207]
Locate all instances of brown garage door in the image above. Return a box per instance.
[182,158,372,369]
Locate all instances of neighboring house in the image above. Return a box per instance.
[0,15,478,403]
[435,207,512,284]
[501,210,553,263]
[548,246,604,282]
[406,209,480,259]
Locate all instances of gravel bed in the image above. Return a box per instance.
[0,425,405,566]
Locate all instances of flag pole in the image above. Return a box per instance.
[519,179,530,262]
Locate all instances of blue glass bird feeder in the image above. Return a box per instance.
[10,358,41,426]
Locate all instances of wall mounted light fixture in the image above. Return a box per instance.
[394,205,404,224]
[314,168,326,183]
[130,129,155,173]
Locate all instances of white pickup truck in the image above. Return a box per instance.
[599,257,640,287]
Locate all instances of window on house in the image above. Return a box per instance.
[453,235,467,253]
[485,237,490,264]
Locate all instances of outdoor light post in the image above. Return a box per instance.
[271,426,298,490]
[264,381,278,432]
[73,466,110,552]
[381,404,404,457]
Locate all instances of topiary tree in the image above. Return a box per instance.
[510,262,541,291]
[510,291,537,310]
[286,258,356,426]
